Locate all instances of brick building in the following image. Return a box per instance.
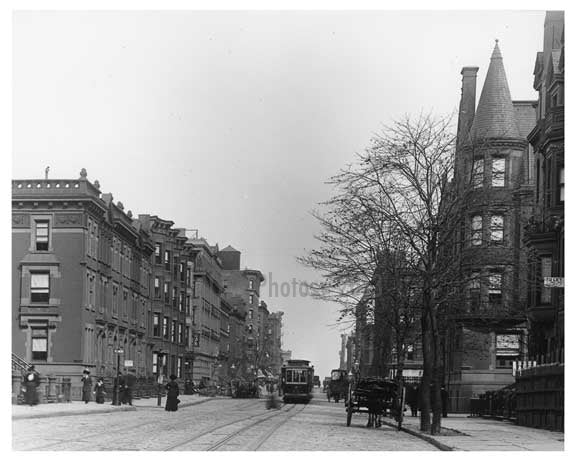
[12,170,155,389]
[445,41,538,411]
[266,311,284,377]
[188,237,224,384]
[136,215,191,380]
[524,11,564,365]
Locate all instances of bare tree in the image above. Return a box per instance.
[300,113,478,434]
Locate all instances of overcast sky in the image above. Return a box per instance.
[12,10,545,379]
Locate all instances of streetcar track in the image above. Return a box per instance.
[249,404,307,451]
[164,404,296,451]
[18,398,222,451]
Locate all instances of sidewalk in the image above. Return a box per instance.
[12,394,216,420]
[383,414,564,451]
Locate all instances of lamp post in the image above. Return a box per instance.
[112,348,124,406]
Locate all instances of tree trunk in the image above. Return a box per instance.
[419,306,432,433]
[430,304,443,435]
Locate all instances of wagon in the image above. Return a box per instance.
[345,377,398,427]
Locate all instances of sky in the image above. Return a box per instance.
[12,9,546,379]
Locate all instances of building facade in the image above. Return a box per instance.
[524,11,564,365]
[12,171,155,387]
[446,41,537,411]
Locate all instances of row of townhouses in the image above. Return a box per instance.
[12,169,286,393]
[351,11,564,413]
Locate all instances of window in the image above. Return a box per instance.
[186,295,191,315]
[35,220,49,251]
[541,256,552,304]
[179,292,185,312]
[492,157,506,187]
[469,273,481,312]
[559,167,565,203]
[490,215,504,243]
[172,286,177,308]
[123,290,128,317]
[248,324,253,334]
[496,334,520,369]
[163,317,169,339]
[164,250,170,270]
[164,282,170,304]
[489,273,503,305]
[249,279,254,290]
[177,357,182,378]
[152,352,158,374]
[155,244,162,264]
[472,159,484,188]
[172,320,177,343]
[471,215,483,246]
[112,285,119,316]
[186,326,190,346]
[31,326,48,361]
[153,313,161,337]
[249,295,253,305]
[30,272,50,303]
[178,323,183,344]
[248,309,253,319]
[406,344,415,361]
[154,277,161,298]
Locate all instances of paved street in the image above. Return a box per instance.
[13,392,435,451]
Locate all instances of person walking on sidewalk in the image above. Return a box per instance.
[81,369,92,404]
[22,365,40,406]
[165,375,180,412]
[123,369,136,405]
[94,377,106,404]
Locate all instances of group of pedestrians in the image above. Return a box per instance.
[21,366,181,412]
[404,383,449,417]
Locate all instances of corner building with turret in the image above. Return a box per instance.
[445,41,537,412]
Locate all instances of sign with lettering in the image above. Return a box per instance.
[544,277,564,288]
[124,360,133,367]
[496,334,520,356]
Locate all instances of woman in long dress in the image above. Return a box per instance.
[165,375,180,412]
[81,370,92,404]
[94,378,106,404]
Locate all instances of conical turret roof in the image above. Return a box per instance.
[469,41,520,140]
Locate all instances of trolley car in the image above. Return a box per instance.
[280,359,314,403]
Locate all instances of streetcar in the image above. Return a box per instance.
[280,359,314,403]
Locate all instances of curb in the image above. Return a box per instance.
[12,398,216,420]
[12,405,136,421]
[381,420,454,451]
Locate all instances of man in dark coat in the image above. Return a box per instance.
[22,365,40,406]
[123,369,136,406]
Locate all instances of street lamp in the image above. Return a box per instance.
[112,348,124,406]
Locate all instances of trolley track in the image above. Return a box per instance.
[164,404,301,451]
[17,398,219,451]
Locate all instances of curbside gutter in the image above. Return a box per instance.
[380,419,455,451]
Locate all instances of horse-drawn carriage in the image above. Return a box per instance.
[345,377,399,427]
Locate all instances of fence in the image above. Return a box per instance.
[469,383,516,420]
[515,364,563,431]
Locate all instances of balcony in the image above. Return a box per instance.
[544,105,564,139]
[524,215,563,253]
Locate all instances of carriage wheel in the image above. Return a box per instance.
[346,403,353,427]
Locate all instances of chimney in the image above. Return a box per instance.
[457,66,479,146]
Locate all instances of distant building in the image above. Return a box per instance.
[137,214,191,380]
[267,311,284,376]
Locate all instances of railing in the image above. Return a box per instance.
[12,353,30,375]
[470,383,516,420]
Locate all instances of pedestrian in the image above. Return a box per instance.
[116,371,125,405]
[123,369,136,406]
[165,374,180,412]
[81,369,92,404]
[22,365,40,406]
[441,385,449,418]
[94,377,106,404]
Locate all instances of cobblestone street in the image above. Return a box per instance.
[13,395,436,451]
